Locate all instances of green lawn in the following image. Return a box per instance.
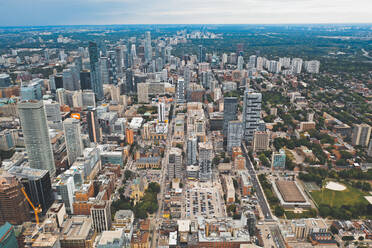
[311,183,368,207]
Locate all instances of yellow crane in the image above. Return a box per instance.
[21,187,42,225]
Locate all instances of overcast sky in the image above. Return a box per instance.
[1,0,372,26]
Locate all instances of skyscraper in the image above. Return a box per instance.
[227,121,243,152]
[237,56,244,70]
[291,58,303,74]
[187,135,198,165]
[242,89,262,143]
[107,50,119,85]
[63,118,84,165]
[176,78,185,103]
[199,142,213,181]
[87,108,101,143]
[223,97,238,136]
[18,101,56,176]
[8,166,54,215]
[144,31,152,63]
[91,201,112,233]
[89,41,104,100]
[158,102,166,123]
[125,69,134,93]
[198,45,204,62]
[168,147,183,179]
[0,175,30,225]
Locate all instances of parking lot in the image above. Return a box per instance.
[182,182,226,219]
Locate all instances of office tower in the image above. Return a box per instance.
[199,142,213,181]
[144,31,152,63]
[0,73,11,87]
[125,69,134,93]
[272,149,286,170]
[99,57,109,85]
[176,78,185,103]
[82,90,96,108]
[80,70,91,90]
[0,175,30,225]
[8,166,54,215]
[187,135,198,165]
[199,45,205,62]
[44,100,62,129]
[63,118,84,165]
[20,81,42,101]
[18,101,56,176]
[242,89,262,143]
[158,102,166,123]
[89,41,104,100]
[54,74,64,89]
[249,55,256,68]
[253,131,270,152]
[256,57,263,71]
[72,91,83,108]
[67,64,81,90]
[56,88,67,106]
[49,75,56,93]
[137,83,149,103]
[91,201,112,232]
[184,66,191,89]
[55,176,75,214]
[304,60,320,73]
[133,74,147,92]
[62,68,75,91]
[107,51,119,85]
[0,222,18,247]
[229,52,237,64]
[155,57,163,72]
[223,97,238,136]
[291,58,303,74]
[161,69,168,82]
[352,123,371,147]
[227,121,243,152]
[168,147,183,179]
[237,56,244,70]
[87,108,101,143]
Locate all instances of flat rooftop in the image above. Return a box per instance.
[275,181,306,203]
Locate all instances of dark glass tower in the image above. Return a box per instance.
[88,42,104,100]
[223,97,238,136]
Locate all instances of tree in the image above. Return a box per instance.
[274,206,284,217]
[148,182,160,194]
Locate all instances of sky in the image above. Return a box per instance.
[1,0,372,26]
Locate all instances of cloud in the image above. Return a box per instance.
[0,0,371,26]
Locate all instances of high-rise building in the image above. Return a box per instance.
[237,56,244,70]
[291,58,303,74]
[352,123,371,147]
[125,128,134,145]
[158,102,166,123]
[256,57,263,71]
[8,166,54,215]
[0,222,18,248]
[137,83,149,103]
[248,55,256,68]
[168,147,183,179]
[89,41,104,100]
[272,149,286,170]
[223,97,238,136]
[87,108,101,143]
[125,69,134,93]
[304,60,320,73]
[198,45,204,62]
[99,57,109,85]
[187,134,198,165]
[107,51,119,85]
[80,70,91,90]
[62,68,75,91]
[184,66,191,90]
[199,142,213,181]
[91,201,112,233]
[144,31,152,63]
[176,78,185,103]
[20,81,42,101]
[18,101,56,176]
[242,89,262,143]
[227,121,243,152]
[64,118,84,165]
[55,176,75,214]
[0,175,30,225]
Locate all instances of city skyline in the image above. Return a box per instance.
[1,0,372,26]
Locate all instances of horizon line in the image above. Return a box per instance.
[1,22,372,29]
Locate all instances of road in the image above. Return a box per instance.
[241,143,273,221]
[150,103,175,248]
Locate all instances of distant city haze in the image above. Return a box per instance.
[1,0,372,26]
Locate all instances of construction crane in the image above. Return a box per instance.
[21,187,42,225]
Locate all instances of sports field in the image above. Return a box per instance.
[311,183,368,207]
